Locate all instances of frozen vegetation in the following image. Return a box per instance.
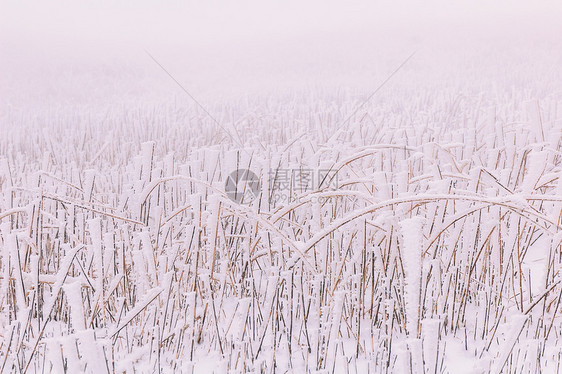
[1,1,562,373]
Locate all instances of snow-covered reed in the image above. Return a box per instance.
[2,76,562,373]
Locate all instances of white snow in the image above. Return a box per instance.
[1,0,562,372]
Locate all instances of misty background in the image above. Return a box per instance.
[1,0,561,114]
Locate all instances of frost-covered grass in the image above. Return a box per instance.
[2,86,562,373]
[2,1,562,370]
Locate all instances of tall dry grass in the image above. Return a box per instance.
[1,92,562,373]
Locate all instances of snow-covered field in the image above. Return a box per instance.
[2,1,562,373]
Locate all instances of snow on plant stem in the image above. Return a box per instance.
[400,216,425,338]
